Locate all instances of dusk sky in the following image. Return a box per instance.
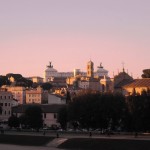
[0,0,150,78]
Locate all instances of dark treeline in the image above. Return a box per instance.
[58,90,150,132]
[0,74,53,90]
[8,105,43,130]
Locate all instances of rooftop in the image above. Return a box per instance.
[123,78,150,88]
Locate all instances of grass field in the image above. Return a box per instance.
[1,133,150,150]
[58,138,150,150]
[0,134,54,146]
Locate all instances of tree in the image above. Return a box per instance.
[8,115,20,128]
[19,114,28,129]
[0,75,10,87]
[41,82,52,91]
[15,77,33,87]
[142,69,150,78]
[58,106,68,129]
[6,73,22,79]
[67,91,127,130]
[126,94,150,132]
[25,105,43,130]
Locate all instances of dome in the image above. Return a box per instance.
[96,63,108,76]
[97,67,108,74]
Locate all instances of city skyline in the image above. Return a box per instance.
[0,0,150,78]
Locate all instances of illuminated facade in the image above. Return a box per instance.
[2,86,26,104]
[123,78,150,95]
[0,90,18,121]
[44,62,73,82]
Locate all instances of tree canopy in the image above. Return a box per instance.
[58,105,68,129]
[58,90,150,132]
[126,92,150,132]
[6,73,22,79]
[0,73,33,87]
[24,105,43,129]
[8,115,20,128]
[0,76,10,87]
[142,69,150,78]
[58,91,127,130]
[41,82,52,90]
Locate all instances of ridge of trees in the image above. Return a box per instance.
[8,105,43,130]
[142,69,150,78]
[58,90,150,132]
[0,73,33,87]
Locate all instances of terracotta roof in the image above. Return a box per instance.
[12,104,66,113]
[123,78,150,88]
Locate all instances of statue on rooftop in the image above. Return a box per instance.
[98,62,103,68]
[47,62,53,68]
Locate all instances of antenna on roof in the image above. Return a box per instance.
[122,62,125,72]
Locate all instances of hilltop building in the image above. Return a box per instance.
[28,76,43,83]
[123,78,150,95]
[0,90,18,122]
[44,61,109,83]
[26,87,43,104]
[113,68,134,93]
[67,60,113,92]
[2,86,26,104]
[48,94,66,104]
[44,62,73,82]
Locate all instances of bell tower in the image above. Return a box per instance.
[87,60,94,78]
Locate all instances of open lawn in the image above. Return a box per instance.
[0,134,54,146]
[58,138,150,150]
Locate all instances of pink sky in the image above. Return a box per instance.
[0,0,150,78]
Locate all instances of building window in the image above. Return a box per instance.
[0,96,2,99]
[54,113,57,119]
[5,96,6,99]
[5,103,7,106]
[0,103,3,106]
[44,113,46,118]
